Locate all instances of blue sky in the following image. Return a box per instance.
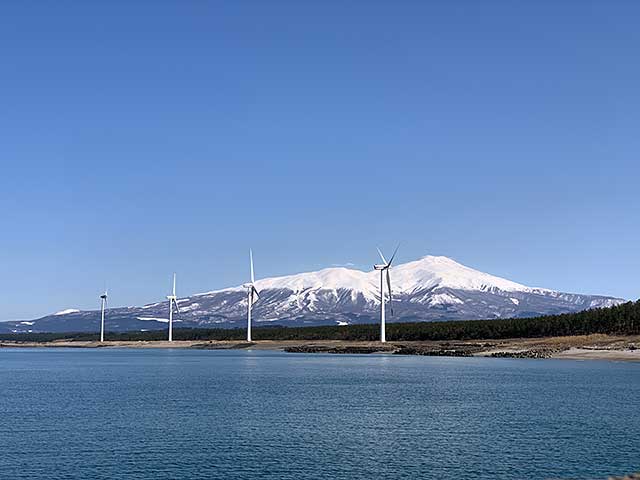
[1,1,639,320]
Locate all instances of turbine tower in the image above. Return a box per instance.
[99,289,108,342]
[166,273,180,342]
[243,249,261,342]
[373,245,399,343]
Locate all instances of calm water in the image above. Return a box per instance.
[0,349,638,480]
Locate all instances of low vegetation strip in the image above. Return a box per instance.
[1,300,639,343]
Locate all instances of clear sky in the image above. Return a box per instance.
[1,1,638,321]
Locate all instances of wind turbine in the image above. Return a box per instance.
[166,273,180,342]
[373,245,399,343]
[243,249,260,342]
[99,288,108,342]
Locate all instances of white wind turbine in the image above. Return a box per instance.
[243,249,260,342]
[99,288,108,342]
[166,273,180,342]
[373,245,399,343]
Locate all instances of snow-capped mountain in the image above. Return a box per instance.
[0,256,624,333]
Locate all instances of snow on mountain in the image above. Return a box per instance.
[221,256,540,298]
[389,256,539,294]
[54,309,80,316]
[0,255,626,333]
[255,267,376,295]
[426,293,464,306]
[200,267,378,298]
[136,316,169,323]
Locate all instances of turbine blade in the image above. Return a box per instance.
[173,298,180,314]
[250,249,255,283]
[253,286,260,301]
[386,269,393,315]
[172,273,176,296]
[388,244,400,266]
[376,247,387,265]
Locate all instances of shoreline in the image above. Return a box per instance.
[1,334,639,362]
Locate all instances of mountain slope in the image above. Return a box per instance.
[0,256,624,333]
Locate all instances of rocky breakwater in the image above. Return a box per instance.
[284,342,496,356]
[284,344,397,354]
[489,348,562,359]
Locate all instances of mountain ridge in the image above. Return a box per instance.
[0,255,624,333]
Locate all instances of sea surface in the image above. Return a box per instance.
[0,348,638,480]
